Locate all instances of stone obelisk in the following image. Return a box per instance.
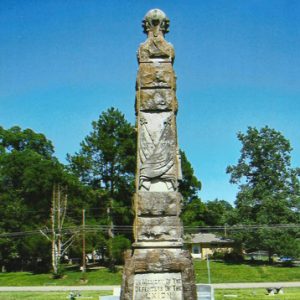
[121,9,197,300]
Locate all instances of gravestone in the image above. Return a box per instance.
[196,284,215,300]
[120,9,197,300]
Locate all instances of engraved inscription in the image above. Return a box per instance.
[134,273,183,300]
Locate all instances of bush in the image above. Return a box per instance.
[211,251,226,260]
[108,235,131,265]
[224,251,244,263]
[52,264,66,279]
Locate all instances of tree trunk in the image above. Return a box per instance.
[268,250,273,264]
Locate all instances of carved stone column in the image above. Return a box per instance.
[120,9,197,300]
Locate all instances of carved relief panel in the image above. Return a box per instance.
[138,111,178,192]
[136,89,177,112]
[137,62,175,89]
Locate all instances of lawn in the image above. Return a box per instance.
[0,261,299,286]
[215,288,300,300]
[194,260,300,284]
[0,291,111,300]
[0,267,122,286]
[0,288,300,300]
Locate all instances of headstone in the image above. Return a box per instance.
[120,8,197,300]
[196,284,215,300]
[113,287,121,296]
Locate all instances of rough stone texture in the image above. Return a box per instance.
[137,62,175,89]
[136,89,177,112]
[138,111,178,191]
[121,8,197,299]
[136,192,182,216]
[135,216,182,241]
[138,35,175,62]
[121,249,197,300]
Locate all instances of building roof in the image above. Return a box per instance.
[186,233,234,244]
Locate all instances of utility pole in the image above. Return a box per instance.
[82,209,86,273]
[207,254,211,284]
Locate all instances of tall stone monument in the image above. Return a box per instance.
[120,9,197,300]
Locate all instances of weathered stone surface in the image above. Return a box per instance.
[133,241,183,248]
[133,272,183,300]
[138,35,175,62]
[136,192,182,216]
[137,62,175,89]
[136,216,182,241]
[136,89,177,112]
[142,9,170,36]
[138,111,177,191]
[121,249,197,300]
[121,8,197,300]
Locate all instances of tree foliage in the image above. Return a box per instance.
[67,108,136,240]
[181,198,206,229]
[204,199,234,226]
[227,126,300,259]
[179,150,206,229]
[179,150,201,205]
[0,126,66,270]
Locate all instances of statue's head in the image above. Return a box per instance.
[142,9,170,37]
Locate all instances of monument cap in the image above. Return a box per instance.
[142,8,170,35]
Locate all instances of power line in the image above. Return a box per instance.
[1,223,300,238]
[3,206,133,214]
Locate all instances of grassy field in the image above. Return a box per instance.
[0,260,299,286]
[194,260,300,284]
[215,288,300,299]
[0,291,112,300]
[0,267,122,286]
[0,289,300,300]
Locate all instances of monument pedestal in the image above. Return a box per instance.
[121,247,197,300]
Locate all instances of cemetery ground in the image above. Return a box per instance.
[0,289,300,300]
[1,260,300,286]
[1,261,300,299]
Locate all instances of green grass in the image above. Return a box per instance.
[215,288,300,300]
[0,268,122,286]
[194,260,300,284]
[0,261,299,286]
[0,289,300,300]
[0,291,112,300]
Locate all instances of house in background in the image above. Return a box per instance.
[185,233,234,259]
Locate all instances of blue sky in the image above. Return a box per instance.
[1,0,299,203]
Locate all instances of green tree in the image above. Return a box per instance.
[181,198,206,230]
[227,126,300,261]
[0,126,83,272]
[67,108,136,266]
[107,235,131,266]
[179,150,205,230]
[179,150,202,204]
[204,199,234,226]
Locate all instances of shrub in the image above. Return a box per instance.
[52,264,66,279]
[224,251,244,263]
[108,235,131,265]
[211,251,226,260]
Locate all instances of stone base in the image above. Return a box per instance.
[120,248,197,300]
